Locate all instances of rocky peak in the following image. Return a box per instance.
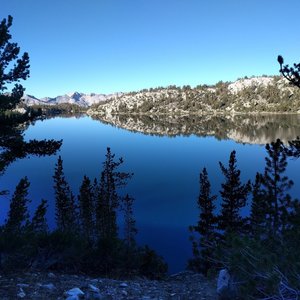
[67,92,82,101]
[228,76,276,94]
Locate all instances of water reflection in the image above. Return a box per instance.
[1,114,300,273]
[92,113,300,144]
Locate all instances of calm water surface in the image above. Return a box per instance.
[2,115,300,273]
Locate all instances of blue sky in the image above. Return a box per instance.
[1,0,300,97]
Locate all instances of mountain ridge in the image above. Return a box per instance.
[22,76,300,114]
[22,92,123,107]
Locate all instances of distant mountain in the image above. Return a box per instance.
[22,92,123,107]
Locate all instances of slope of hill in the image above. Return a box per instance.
[88,76,300,115]
[22,76,300,114]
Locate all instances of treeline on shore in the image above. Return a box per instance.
[30,103,86,115]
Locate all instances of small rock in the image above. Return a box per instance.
[48,272,56,278]
[119,282,128,288]
[17,288,26,298]
[217,269,236,299]
[86,284,103,300]
[65,287,85,299]
[41,283,56,290]
[17,283,29,288]
[217,269,230,294]
[86,292,103,300]
[66,296,80,300]
[88,284,100,293]
[121,290,128,296]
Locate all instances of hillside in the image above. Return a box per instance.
[22,76,300,114]
[88,76,300,115]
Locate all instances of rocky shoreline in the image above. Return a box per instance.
[0,271,217,299]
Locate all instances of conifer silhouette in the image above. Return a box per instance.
[218,150,251,233]
[189,167,217,274]
[250,173,267,236]
[285,137,300,158]
[122,194,137,247]
[5,177,30,233]
[278,55,300,88]
[53,156,77,232]
[78,175,94,240]
[262,139,293,234]
[31,199,48,233]
[96,148,132,241]
[0,15,30,112]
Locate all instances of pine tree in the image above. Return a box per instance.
[53,156,77,232]
[96,171,116,241]
[262,139,293,235]
[250,173,268,236]
[5,177,30,233]
[189,167,217,275]
[218,150,251,233]
[0,15,30,112]
[278,55,300,88]
[31,199,48,233]
[96,147,132,241]
[286,137,300,158]
[92,178,99,199]
[78,175,94,240]
[122,194,137,247]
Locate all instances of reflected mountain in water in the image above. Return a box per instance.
[92,114,300,144]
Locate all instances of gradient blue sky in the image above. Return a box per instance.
[1,0,300,97]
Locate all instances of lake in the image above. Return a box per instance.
[1,114,300,273]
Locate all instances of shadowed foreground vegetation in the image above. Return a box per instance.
[189,138,300,299]
[2,135,300,297]
[0,14,62,196]
[0,148,167,279]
